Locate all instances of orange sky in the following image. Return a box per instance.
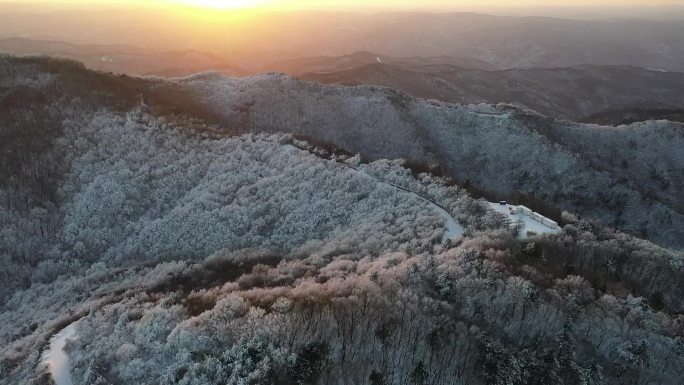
[3,0,684,10]
[163,0,684,8]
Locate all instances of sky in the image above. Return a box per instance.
[2,0,684,10]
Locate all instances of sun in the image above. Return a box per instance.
[173,0,268,9]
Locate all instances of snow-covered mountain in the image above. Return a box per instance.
[4,55,684,249]
[1,55,683,385]
[180,70,684,250]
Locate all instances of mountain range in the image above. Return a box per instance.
[1,11,684,70]
[4,55,682,250]
[3,7,684,385]
[3,37,684,126]
[300,62,684,124]
[2,54,684,385]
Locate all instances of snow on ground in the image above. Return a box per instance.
[489,202,561,239]
[422,199,465,242]
[42,322,79,385]
[344,163,465,243]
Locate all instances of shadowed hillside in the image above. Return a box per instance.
[300,63,684,124]
[177,70,684,249]
[3,55,683,249]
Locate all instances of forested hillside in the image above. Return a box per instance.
[174,70,684,249]
[1,56,683,385]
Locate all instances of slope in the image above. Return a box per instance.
[177,71,684,249]
[300,63,684,124]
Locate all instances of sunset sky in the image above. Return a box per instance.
[3,0,684,10]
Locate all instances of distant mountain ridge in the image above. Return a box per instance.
[273,51,497,73]
[1,10,684,70]
[300,62,684,124]
[3,38,684,125]
[0,38,495,76]
[0,37,248,77]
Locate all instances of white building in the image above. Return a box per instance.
[489,202,561,239]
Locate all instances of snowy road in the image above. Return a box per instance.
[42,322,79,385]
[421,197,464,242]
[338,161,464,242]
[39,162,466,385]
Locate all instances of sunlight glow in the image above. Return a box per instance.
[171,0,270,9]
[5,0,684,12]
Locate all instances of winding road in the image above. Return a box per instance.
[42,322,79,385]
[426,200,464,241]
[338,161,465,242]
[41,158,466,385]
